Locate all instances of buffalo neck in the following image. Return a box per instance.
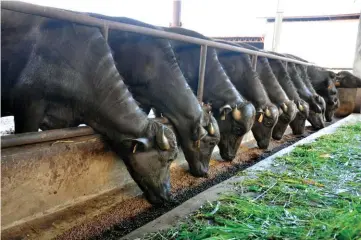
[237,54,271,108]
[296,65,317,95]
[256,57,289,103]
[288,63,313,101]
[203,48,244,109]
[82,32,149,138]
[270,60,301,101]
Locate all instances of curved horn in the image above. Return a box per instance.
[298,103,304,112]
[156,126,170,151]
[207,122,215,135]
[219,104,232,120]
[258,113,264,123]
[265,108,271,117]
[282,103,288,112]
[232,105,242,121]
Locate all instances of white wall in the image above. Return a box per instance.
[264,19,359,68]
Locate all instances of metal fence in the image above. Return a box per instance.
[2,1,325,103]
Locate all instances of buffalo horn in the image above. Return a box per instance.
[207,122,215,135]
[132,143,138,153]
[258,113,264,123]
[232,105,242,121]
[265,108,271,117]
[298,103,304,111]
[156,126,170,150]
[282,103,288,112]
[219,104,232,120]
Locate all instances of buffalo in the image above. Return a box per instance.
[85,15,221,177]
[1,8,178,204]
[162,28,256,161]
[237,43,298,140]
[217,41,279,149]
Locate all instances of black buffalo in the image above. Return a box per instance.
[162,28,256,161]
[85,15,221,177]
[1,8,178,204]
[266,59,310,134]
[238,44,298,140]
[217,41,279,149]
[334,71,361,88]
[285,54,338,122]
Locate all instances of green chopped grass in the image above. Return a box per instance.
[145,123,361,240]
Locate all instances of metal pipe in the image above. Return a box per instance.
[197,45,207,103]
[1,1,322,67]
[171,0,182,27]
[272,0,284,51]
[251,55,258,70]
[1,126,95,149]
[1,117,173,149]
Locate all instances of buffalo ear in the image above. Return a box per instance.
[193,123,208,141]
[121,138,151,153]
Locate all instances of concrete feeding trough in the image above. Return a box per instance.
[1,114,268,239]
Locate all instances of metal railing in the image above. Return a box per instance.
[2,1,323,103]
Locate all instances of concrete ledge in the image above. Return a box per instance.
[122,113,361,240]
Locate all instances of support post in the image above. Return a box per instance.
[171,0,182,27]
[272,0,283,51]
[353,11,361,78]
[197,45,207,103]
[353,12,361,113]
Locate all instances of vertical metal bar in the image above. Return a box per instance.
[353,10,361,79]
[197,45,208,103]
[272,0,283,51]
[252,55,258,71]
[101,25,109,41]
[171,0,182,27]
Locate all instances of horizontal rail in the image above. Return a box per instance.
[2,1,321,67]
[1,126,95,149]
[1,117,170,149]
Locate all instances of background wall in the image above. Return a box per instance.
[264,19,360,68]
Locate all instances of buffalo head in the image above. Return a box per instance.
[289,100,310,135]
[308,94,326,129]
[119,120,178,205]
[325,95,339,122]
[181,105,220,177]
[335,71,361,88]
[215,102,256,161]
[252,104,279,149]
[272,100,298,140]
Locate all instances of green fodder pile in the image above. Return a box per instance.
[146,123,361,240]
